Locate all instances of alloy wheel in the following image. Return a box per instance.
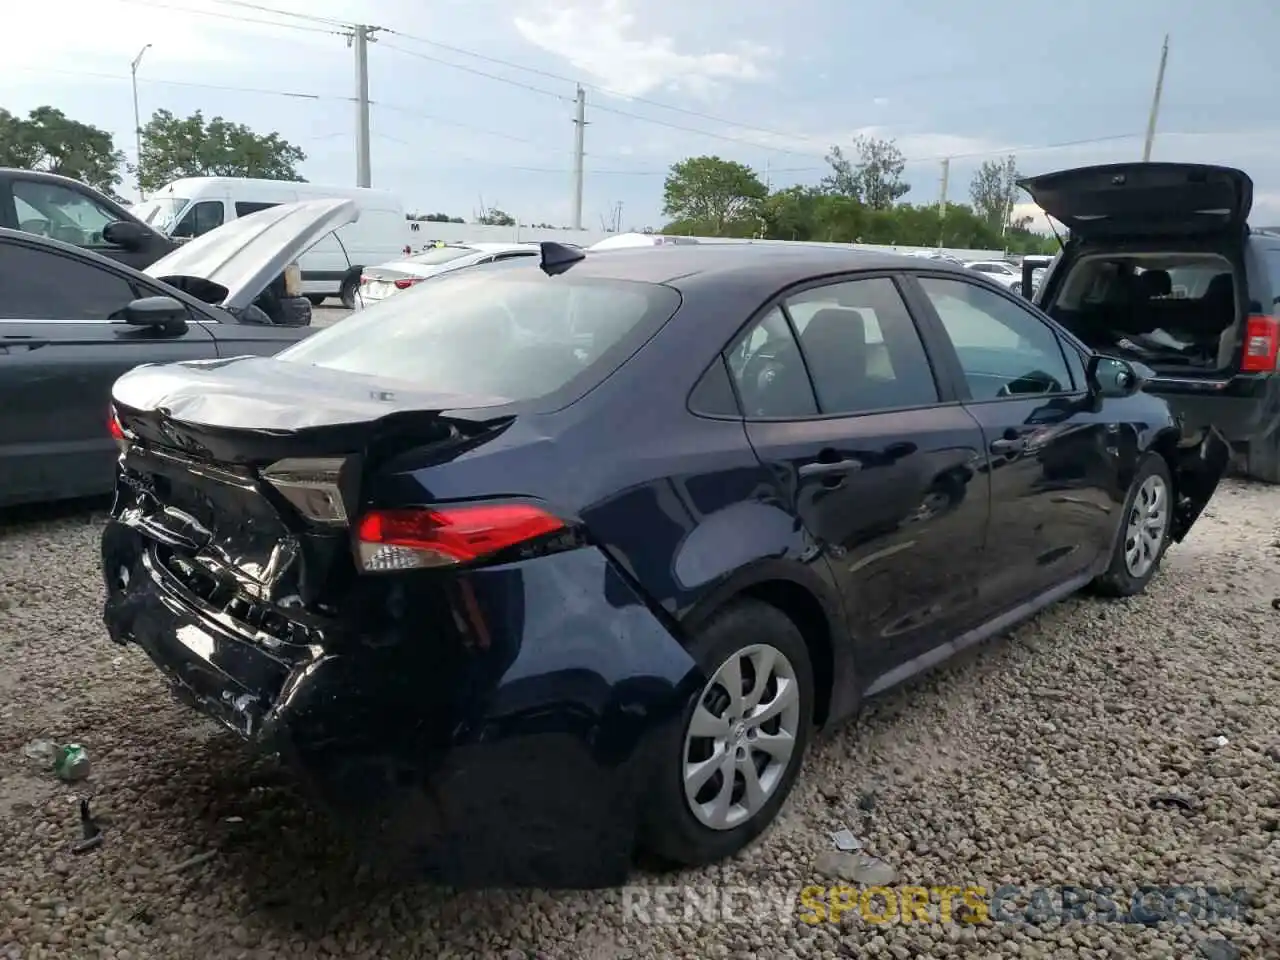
[682,643,801,831]
[1124,473,1169,578]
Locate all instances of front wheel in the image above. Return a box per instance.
[640,600,813,867]
[1090,454,1173,597]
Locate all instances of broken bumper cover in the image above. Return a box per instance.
[101,522,702,888]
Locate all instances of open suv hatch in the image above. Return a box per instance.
[1022,162,1280,483]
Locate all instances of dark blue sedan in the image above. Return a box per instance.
[100,241,1228,888]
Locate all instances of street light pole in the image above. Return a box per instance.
[131,44,152,200]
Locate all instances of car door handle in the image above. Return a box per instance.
[798,458,864,478]
[0,338,49,352]
[989,437,1025,454]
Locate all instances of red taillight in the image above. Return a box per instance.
[109,406,128,451]
[355,503,564,571]
[359,274,372,284]
[393,277,422,290]
[1241,314,1279,372]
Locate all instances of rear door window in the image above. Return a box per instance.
[726,307,818,418]
[278,269,681,408]
[785,277,940,414]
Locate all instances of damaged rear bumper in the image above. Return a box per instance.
[101,520,702,888]
[1170,424,1232,541]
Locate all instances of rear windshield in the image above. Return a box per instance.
[277,268,681,406]
[1265,249,1280,306]
[408,247,474,266]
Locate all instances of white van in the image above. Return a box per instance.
[132,177,410,307]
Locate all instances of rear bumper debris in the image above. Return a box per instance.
[101,520,702,888]
[1170,425,1232,541]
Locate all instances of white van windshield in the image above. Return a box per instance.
[132,198,187,232]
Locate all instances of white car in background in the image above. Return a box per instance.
[964,259,1024,291]
[588,232,699,250]
[356,242,539,307]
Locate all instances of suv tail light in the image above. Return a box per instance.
[355,503,564,571]
[393,277,422,290]
[1241,315,1279,372]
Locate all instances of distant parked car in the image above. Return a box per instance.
[356,242,539,307]
[964,260,1023,292]
[588,232,700,250]
[0,199,356,508]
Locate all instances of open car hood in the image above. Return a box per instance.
[1017,163,1253,239]
[143,199,359,310]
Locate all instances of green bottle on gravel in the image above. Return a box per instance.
[54,744,91,781]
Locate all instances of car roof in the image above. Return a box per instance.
[465,242,537,253]
[0,225,140,269]
[541,243,968,293]
[0,168,104,190]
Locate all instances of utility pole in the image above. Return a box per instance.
[130,44,151,200]
[1142,34,1169,162]
[937,157,950,249]
[571,85,586,231]
[348,25,379,187]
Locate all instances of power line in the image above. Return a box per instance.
[113,0,343,35]
[371,102,543,146]
[382,28,809,144]
[202,0,349,28]
[378,42,571,102]
[12,64,337,101]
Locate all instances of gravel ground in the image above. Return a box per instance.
[311,305,350,329]
[1,479,1277,960]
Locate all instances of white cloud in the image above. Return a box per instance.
[1010,202,1059,236]
[5,0,331,70]
[513,0,772,98]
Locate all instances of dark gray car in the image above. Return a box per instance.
[0,198,359,508]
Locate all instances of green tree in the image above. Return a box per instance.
[0,106,124,191]
[478,207,515,226]
[969,155,1021,231]
[822,136,909,209]
[136,109,306,192]
[662,155,767,234]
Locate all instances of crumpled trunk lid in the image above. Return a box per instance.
[107,357,512,631]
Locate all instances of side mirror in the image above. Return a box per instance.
[102,220,148,250]
[1087,354,1151,398]
[118,296,188,334]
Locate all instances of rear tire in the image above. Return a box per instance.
[339,273,360,310]
[1243,429,1280,484]
[640,599,813,867]
[1090,454,1173,598]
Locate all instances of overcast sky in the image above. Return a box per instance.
[7,0,1279,232]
